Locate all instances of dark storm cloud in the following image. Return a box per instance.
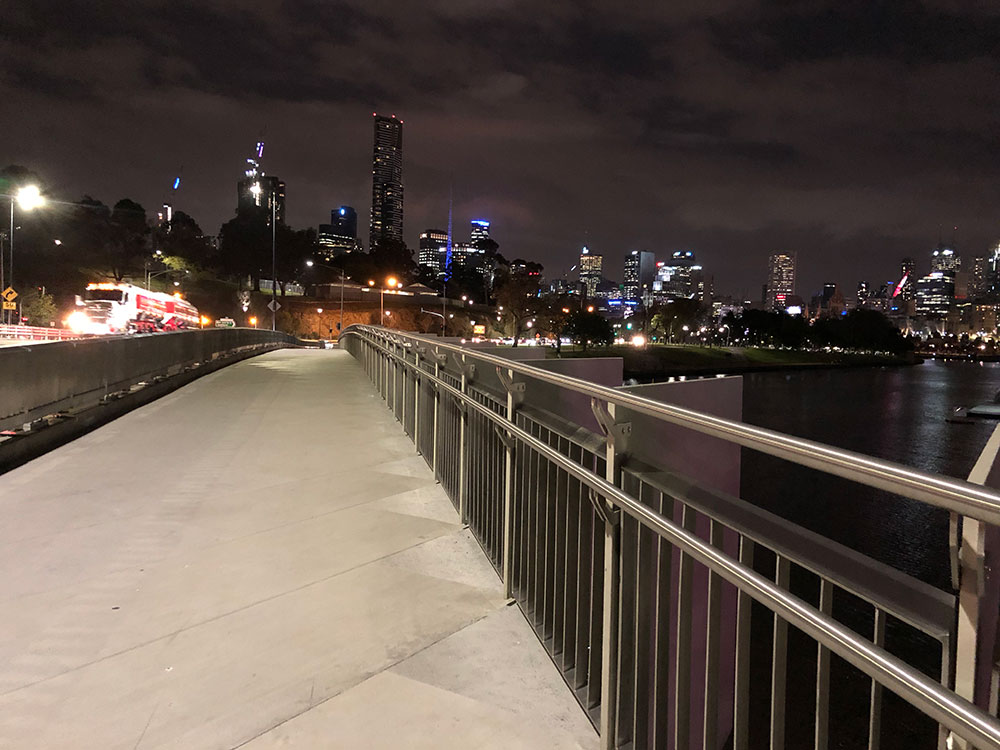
[5,0,388,103]
[4,0,1000,296]
[712,0,1000,68]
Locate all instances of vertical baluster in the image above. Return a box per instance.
[733,536,754,750]
[674,504,696,750]
[575,450,595,691]
[596,409,623,750]
[869,608,885,750]
[771,556,791,750]
[533,425,545,624]
[552,436,568,657]
[587,487,605,713]
[651,489,673,749]
[703,518,723,750]
[563,442,582,673]
[412,351,420,452]
[457,355,468,524]
[815,579,832,750]
[432,356,440,476]
[616,492,637,749]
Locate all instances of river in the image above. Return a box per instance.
[735,360,1000,748]
[741,359,1000,590]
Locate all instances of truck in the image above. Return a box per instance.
[67,282,200,335]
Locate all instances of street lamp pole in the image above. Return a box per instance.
[271,198,276,331]
[5,200,10,324]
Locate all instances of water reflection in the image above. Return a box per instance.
[742,360,1000,589]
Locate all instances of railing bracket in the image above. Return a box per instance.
[588,488,620,526]
[451,353,476,382]
[494,425,516,452]
[590,398,631,456]
[497,368,526,407]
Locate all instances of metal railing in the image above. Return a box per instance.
[0,323,83,341]
[342,325,1000,750]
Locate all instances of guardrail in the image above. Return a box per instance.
[0,328,298,432]
[343,325,1000,750]
[0,323,83,341]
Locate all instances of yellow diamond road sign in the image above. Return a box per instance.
[1,287,16,302]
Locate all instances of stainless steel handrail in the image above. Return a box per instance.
[348,326,1000,527]
[345,326,1000,747]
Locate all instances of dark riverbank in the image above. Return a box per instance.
[553,344,918,379]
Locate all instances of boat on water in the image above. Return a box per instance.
[968,403,1000,418]
[948,391,1000,422]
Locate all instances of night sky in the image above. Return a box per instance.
[4,1,1000,298]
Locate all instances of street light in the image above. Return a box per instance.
[378,276,399,326]
[305,259,348,334]
[2,185,46,324]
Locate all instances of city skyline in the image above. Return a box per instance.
[5,2,1000,297]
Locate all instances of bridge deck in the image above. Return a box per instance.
[0,348,596,749]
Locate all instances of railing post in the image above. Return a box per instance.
[591,398,631,750]
[497,367,525,600]
[413,348,422,454]
[432,351,441,475]
[951,424,1000,750]
[457,353,471,523]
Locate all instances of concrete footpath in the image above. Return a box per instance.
[0,348,597,749]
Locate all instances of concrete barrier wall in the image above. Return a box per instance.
[0,329,296,430]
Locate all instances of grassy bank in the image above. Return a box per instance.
[553,344,916,378]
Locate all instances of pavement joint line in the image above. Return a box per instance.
[1,477,452,607]
[229,606,502,750]
[0,521,476,699]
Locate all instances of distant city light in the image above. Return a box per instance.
[172,177,181,190]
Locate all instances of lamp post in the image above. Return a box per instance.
[306,259,347,335]
[2,185,45,324]
[271,192,276,331]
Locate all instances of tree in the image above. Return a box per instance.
[154,211,211,265]
[217,214,271,289]
[19,287,56,326]
[493,267,541,346]
[538,294,575,353]
[649,298,702,342]
[565,311,614,351]
[368,238,417,283]
[100,199,149,281]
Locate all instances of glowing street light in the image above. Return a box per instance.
[249,316,258,328]
[16,185,44,211]
[3,184,46,323]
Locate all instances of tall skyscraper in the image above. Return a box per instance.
[653,250,703,302]
[930,243,960,273]
[579,246,603,298]
[470,220,491,245]
[418,229,449,274]
[970,256,988,298]
[766,252,796,311]
[988,242,1000,297]
[369,113,404,250]
[623,250,655,303]
[318,206,360,258]
[236,140,285,225]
